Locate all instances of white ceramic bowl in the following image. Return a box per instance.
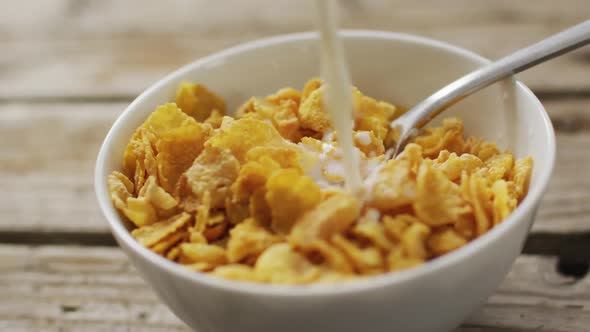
[95,31,555,332]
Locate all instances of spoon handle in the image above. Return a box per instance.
[394,19,590,148]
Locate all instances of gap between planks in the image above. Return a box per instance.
[0,245,588,332]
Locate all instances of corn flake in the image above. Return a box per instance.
[246,145,301,169]
[166,245,182,261]
[204,109,224,129]
[255,243,320,284]
[427,227,467,256]
[231,156,280,203]
[237,97,302,141]
[298,86,332,134]
[249,187,272,226]
[203,214,229,242]
[414,118,465,157]
[305,240,354,273]
[352,219,394,251]
[400,223,430,260]
[383,214,420,242]
[510,156,534,201]
[266,87,301,107]
[369,159,416,211]
[414,160,470,226]
[464,137,500,161]
[205,117,285,163]
[353,87,397,141]
[176,147,240,211]
[266,169,321,234]
[123,197,158,227]
[462,173,493,237]
[225,198,250,225]
[139,176,177,213]
[152,231,188,256]
[485,152,514,182]
[491,179,517,225]
[131,212,192,247]
[175,82,226,122]
[226,220,280,263]
[398,143,423,173]
[212,264,260,282]
[289,192,360,248]
[331,234,384,274]
[156,122,212,193]
[179,242,227,266]
[107,171,134,210]
[433,151,484,182]
[123,128,158,194]
[139,103,213,193]
[301,78,322,102]
[387,247,424,272]
[184,262,215,272]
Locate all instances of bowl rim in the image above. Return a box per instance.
[95,30,556,297]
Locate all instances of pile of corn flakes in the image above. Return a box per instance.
[108,79,533,284]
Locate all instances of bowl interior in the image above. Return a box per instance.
[96,30,555,270]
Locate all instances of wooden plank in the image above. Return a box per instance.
[0,103,120,232]
[0,99,589,233]
[0,245,588,331]
[0,0,589,98]
[535,132,590,233]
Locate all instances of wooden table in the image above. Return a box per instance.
[1,1,589,331]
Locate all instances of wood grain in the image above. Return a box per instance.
[0,245,587,332]
[2,1,589,330]
[0,99,589,234]
[0,103,119,232]
[0,0,589,98]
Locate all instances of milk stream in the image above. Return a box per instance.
[314,0,362,194]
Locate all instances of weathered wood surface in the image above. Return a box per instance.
[0,98,589,233]
[0,245,588,332]
[0,0,589,99]
[1,1,589,331]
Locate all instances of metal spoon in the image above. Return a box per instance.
[391,20,590,157]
